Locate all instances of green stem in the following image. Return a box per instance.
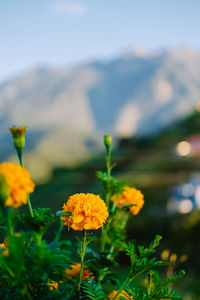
[107,211,129,259]
[103,193,124,255]
[101,146,112,253]
[7,208,14,237]
[111,193,120,212]
[101,217,112,252]
[27,196,34,218]
[121,212,129,229]
[17,148,23,167]
[147,272,152,296]
[17,148,34,217]
[78,230,87,292]
[55,220,64,242]
[101,194,119,253]
[105,147,111,207]
[112,276,131,300]
[39,216,60,241]
[4,265,15,278]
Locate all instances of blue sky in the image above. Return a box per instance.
[1,0,200,81]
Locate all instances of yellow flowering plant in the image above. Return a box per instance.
[0,128,185,300]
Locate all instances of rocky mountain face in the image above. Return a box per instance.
[1,48,200,181]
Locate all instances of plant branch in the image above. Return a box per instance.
[78,230,87,292]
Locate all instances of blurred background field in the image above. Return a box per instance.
[1,0,200,298]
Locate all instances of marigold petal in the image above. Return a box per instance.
[73,215,84,223]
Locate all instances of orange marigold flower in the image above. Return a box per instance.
[61,193,109,231]
[111,187,144,215]
[46,280,58,291]
[109,290,134,299]
[0,162,35,208]
[0,243,9,256]
[65,263,93,280]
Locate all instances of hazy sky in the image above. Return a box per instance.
[1,0,200,81]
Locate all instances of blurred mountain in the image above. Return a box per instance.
[1,48,200,181]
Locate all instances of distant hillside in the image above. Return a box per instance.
[33,110,200,211]
[1,48,200,181]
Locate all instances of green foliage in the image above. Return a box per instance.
[119,235,165,276]
[97,171,126,195]
[81,281,107,300]
[17,208,56,232]
[127,269,185,299]
[104,237,184,300]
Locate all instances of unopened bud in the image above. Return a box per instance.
[104,134,112,150]
[9,126,27,150]
[170,253,177,263]
[180,254,188,263]
[161,249,170,261]
[0,174,9,206]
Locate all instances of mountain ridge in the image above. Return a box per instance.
[1,48,200,181]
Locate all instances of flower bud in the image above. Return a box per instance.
[0,174,9,206]
[9,126,27,150]
[179,254,187,263]
[161,249,170,261]
[104,134,112,151]
[170,253,177,263]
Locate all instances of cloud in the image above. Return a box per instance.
[50,1,87,16]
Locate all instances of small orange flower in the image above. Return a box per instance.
[46,280,58,291]
[111,187,144,215]
[109,290,134,299]
[61,193,109,231]
[0,243,9,256]
[65,263,93,280]
[0,162,35,208]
